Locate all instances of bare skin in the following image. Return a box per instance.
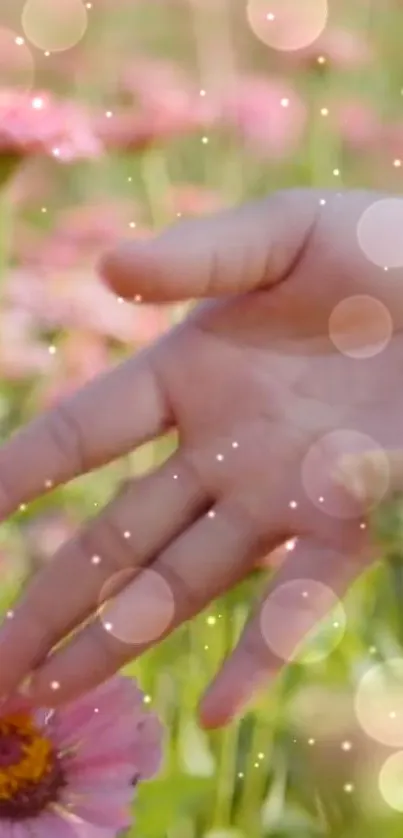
[0,188,400,727]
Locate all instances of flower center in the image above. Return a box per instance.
[0,712,64,819]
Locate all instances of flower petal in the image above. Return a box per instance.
[61,789,132,830]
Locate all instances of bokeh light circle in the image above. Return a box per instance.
[379,752,403,812]
[357,199,403,268]
[260,579,345,664]
[0,28,34,91]
[22,0,88,52]
[355,659,403,747]
[99,568,175,646]
[329,295,393,359]
[246,0,328,52]
[301,430,390,518]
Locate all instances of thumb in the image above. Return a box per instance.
[98,189,318,303]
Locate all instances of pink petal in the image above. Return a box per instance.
[27,810,81,838]
[0,823,16,838]
[67,761,135,790]
[55,677,143,743]
[61,789,132,829]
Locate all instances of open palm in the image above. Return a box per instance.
[0,188,399,726]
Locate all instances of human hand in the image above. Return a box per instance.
[0,188,400,727]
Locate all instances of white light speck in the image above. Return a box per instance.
[207,616,216,626]
[281,98,289,108]
[360,522,366,529]
[289,500,298,509]
[344,783,354,793]
[319,199,326,205]
[238,772,244,778]
[45,480,53,489]
[51,680,60,691]
[15,37,25,46]
[144,694,151,704]
[6,611,13,619]
[52,148,60,158]
[94,707,99,713]
[266,12,275,20]
[317,55,326,64]
[173,474,178,480]
[48,345,56,355]
[216,454,224,462]
[200,89,206,96]
[231,441,239,449]
[308,738,315,745]
[302,591,308,598]
[106,111,113,118]
[32,97,44,110]
[19,504,26,512]
[318,496,324,503]
[394,159,402,168]
[320,107,329,116]
[333,168,340,177]
[124,531,131,539]
[91,555,101,565]
[41,207,47,213]
[134,294,142,302]
[104,622,113,632]
[201,136,209,144]
[341,741,352,751]
[285,538,296,551]
[389,711,397,719]
[117,297,124,304]
[207,510,216,519]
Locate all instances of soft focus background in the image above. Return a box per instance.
[1,0,403,836]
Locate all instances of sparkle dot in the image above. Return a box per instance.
[128,177,132,182]
[86,1,92,7]
[319,199,326,206]
[104,621,113,632]
[200,89,206,96]
[123,531,131,539]
[232,441,239,449]
[44,51,50,56]
[394,159,402,168]
[41,207,47,213]
[52,147,60,157]
[15,36,25,46]
[94,707,99,713]
[302,591,308,598]
[19,504,26,512]
[144,694,151,704]
[369,645,377,654]
[48,345,56,355]
[173,474,178,480]
[129,222,136,228]
[6,611,13,619]
[45,480,53,489]
[207,616,216,626]
[289,500,298,509]
[344,783,354,793]
[308,738,315,745]
[117,296,124,304]
[318,496,324,503]
[333,168,340,177]
[360,522,367,529]
[238,772,244,778]
[266,12,275,20]
[201,136,209,144]
[320,107,329,116]
[32,96,44,109]
[254,762,259,767]
[134,294,142,302]
[342,740,352,751]
[317,55,326,64]
[216,454,224,462]
[51,680,60,691]
[105,111,113,118]
[91,555,101,565]
[204,644,209,650]
[207,510,216,519]
[280,97,289,107]
[285,538,297,551]
[176,212,182,217]
[258,752,264,759]
[389,711,397,719]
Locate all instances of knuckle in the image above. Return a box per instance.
[77,511,137,575]
[47,404,86,476]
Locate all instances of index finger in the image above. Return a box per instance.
[0,345,171,519]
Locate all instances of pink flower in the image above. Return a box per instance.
[0,90,102,161]
[220,76,306,158]
[0,676,163,836]
[330,98,382,149]
[290,25,373,70]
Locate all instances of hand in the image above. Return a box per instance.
[0,188,399,727]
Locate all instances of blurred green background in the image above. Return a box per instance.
[1,0,403,836]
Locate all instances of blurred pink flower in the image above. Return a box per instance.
[220,76,306,158]
[330,98,381,149]
[167,184,226,217]
[0,676,163,835]
[291,25,373,69]
[0,90,102,161]
[98,59,216,151]
[6,270,172,345]
[0,308,53,379]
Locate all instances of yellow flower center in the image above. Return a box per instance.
[0,711,64,820]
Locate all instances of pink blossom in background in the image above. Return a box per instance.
[289,25,373,69]
[330,98,382,149]
[167,184,226,217]
[0,308,53,379]
[5,270,172,346]
[0,677,163,836]
[220,76,306,158]
[0,91,102,161]
[98,59,216,150]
